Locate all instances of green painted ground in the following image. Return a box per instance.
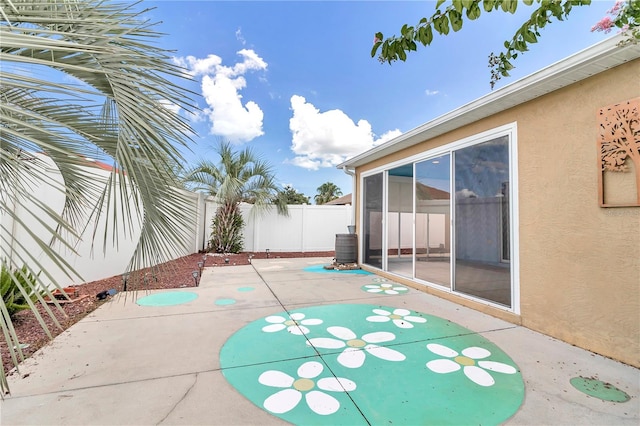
[220,304,524,425]
[136,291,198,307]
[215,298,237,306]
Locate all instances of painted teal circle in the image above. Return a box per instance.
[303,264,372,275]
[570,377,630,402]
[237,287,255,292]
[215,298,237,306]
[136,291,198,307]
[220,304,524,425]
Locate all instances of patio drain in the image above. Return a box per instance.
[570,376,631,402]
[136,291,198,307]
[220,303,524,425]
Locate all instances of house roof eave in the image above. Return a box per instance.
[337,35,640,170]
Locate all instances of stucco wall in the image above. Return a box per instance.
[355,59,640,367]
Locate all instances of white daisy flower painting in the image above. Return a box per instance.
[366,308,427,329]
[258,361,356,415]
[425,343,518,387]
[362,282,409,295]
[262,312,322,335]
[307,326,406,368]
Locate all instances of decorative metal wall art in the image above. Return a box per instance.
[598,97,640,207]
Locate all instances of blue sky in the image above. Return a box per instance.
[146,0,616,201]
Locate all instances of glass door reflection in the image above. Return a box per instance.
[414,154,451,286]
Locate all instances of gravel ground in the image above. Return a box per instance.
[1,251,334,376]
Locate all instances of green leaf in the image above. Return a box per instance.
[433,16,444,34]
[401,24,408,36]
[503,59,514,71]
[449,10,463,31]
[440,15,450,35]
[424,24,434,45]
[483,0,496,12]
[467,3,481,19]
[523,0,534,5]
[508,0,518,13]
[523,29,537,43]
[515,40,528,52]
[436,0,447,8]
[371,41,382,57]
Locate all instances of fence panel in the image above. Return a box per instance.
[4,155,351,287]
[203,200,352,253]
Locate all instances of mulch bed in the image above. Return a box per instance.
[1,251,334,376]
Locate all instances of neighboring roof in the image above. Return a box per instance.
[338,35,640,169]
[416,183,449,200]
[324,193,352,205]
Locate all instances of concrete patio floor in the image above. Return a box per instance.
[1,257,638,425]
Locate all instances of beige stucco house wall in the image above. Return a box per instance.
[340,37,640,368]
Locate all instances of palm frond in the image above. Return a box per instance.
[0,0,198,395]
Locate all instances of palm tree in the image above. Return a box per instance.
[0,0,196,393]
[184,141,287,253]
[314,182,343,205]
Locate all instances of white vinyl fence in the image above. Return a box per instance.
[202,200,353,253]
[1,154,351,287]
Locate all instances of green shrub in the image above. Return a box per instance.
[1,265,41,319]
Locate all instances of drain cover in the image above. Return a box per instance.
[570,377,630,402]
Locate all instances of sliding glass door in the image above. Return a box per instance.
[387,166,414,277]
[360,128,515,310]
[415,154,451,287]
[453,137,511,307]
[363,173,383,269]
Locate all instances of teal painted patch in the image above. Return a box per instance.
[220,304,524,425]
[215,298,237,306]
[303,265,372,275]
[136,291,197,307]
[360,279,409,295]
[237,286,255,292]
[570,377,631,402]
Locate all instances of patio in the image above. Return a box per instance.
[2,257,638,425]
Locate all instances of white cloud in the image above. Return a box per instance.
[287,95,401,170]
[235,27,246,45]
[158,98,181,115]
[425,89,440,96]
[173,50,267,143]
[456,188,478,199]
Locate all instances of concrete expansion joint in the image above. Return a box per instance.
[6,370,210,400]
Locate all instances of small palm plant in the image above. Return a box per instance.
[184,141,288,253]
